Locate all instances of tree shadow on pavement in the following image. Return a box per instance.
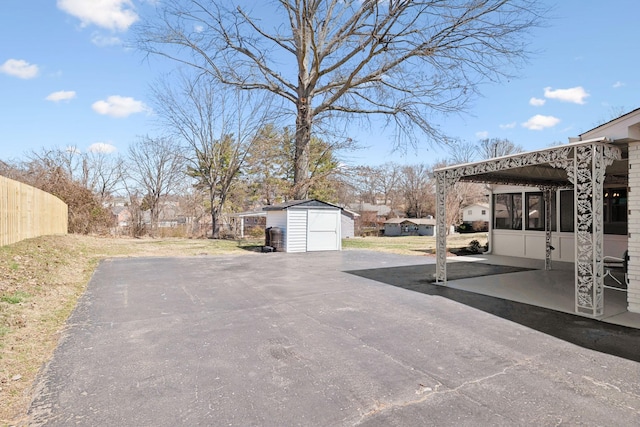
[347,264,640,363]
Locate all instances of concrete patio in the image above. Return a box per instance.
[444,254,640,329]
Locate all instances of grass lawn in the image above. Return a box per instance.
[342,233,488,256]
[0,232,485,424]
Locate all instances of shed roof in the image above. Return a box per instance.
[263,199,342,211]
[228,210,267,218]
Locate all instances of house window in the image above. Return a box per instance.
[468,210,472,215]
[493,193,522,230]
[604,188,627,235]
[525,192,557,231]
[481,210,486,215]
[558,188,626,234]
[560,190,574,232]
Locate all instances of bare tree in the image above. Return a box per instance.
[435,157,487,233]
[10,148,114,234]
[82,150,125,204]
[137,0,545,198]
[126,135,186,236]
[400,163,434,218]
[352,165,380,204]
[377,162,402,208]
[448,140,479,164]
[477,138,523,159]
[152,74,272,238]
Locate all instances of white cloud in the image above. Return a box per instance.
[475,131,489,139]
[529,97,545,107]
[91,33,123,47]
[57,0,138,32]
[543,86,589,104]
[499,122,517,129]
[46,90,77,102]
[88,142,117,153]
[0,59,39,79]
[194,25,204,33]
[92,95,148,117]
[522,115,561,131]
[613,81,625,89]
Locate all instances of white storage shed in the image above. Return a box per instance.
[263,200,343,252]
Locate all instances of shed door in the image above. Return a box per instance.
[306,210,340,251]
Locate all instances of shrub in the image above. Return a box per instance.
[471,220,489,232]
[457,223,470,233]
[248,226,266,239]
[468,239,482,254]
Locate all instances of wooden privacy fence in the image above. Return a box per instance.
[0,176,68,246]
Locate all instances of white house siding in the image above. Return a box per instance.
[463,204,489,222]
[384,223,401,236]
[266,211,287,229]
[418,225,435,236]
[266,211,287,250]
[628,141,640,313]
[341,212,355,238]
[286,209,308,253]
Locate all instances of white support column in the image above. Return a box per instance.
[543,188,553,271]
[574,144,606,317]
[435,171,448,283]
[627,142,640,313]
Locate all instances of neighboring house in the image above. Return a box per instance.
[349,202,392,218]
[347,202,401,235]
[460,203,490,232]
[462,203,489,223]
[433,107,640,317]
[228,211,267,238]
[384,218,436,236]
[111,206,132,227]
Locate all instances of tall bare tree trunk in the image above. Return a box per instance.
[294,97,312,199]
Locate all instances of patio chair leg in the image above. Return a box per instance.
[603,268,622,285]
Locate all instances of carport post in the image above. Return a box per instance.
[435,170,448,284]
[542,187,554,271]
[573,143,616,316]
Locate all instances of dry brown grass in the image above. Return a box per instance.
[342,233,488,255]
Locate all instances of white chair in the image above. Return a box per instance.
[603,251,628,290]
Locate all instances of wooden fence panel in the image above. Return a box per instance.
[0,176,68,246]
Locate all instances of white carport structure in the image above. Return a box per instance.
[434,139,622,317]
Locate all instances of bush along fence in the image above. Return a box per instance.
[0,175,68,246]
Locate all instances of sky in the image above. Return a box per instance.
[1,0,639,167]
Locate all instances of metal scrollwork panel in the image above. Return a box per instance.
[574,144,610,316]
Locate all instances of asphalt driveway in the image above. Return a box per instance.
[28,251,640,426]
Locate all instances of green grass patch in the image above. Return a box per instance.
[1,291,30,304]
